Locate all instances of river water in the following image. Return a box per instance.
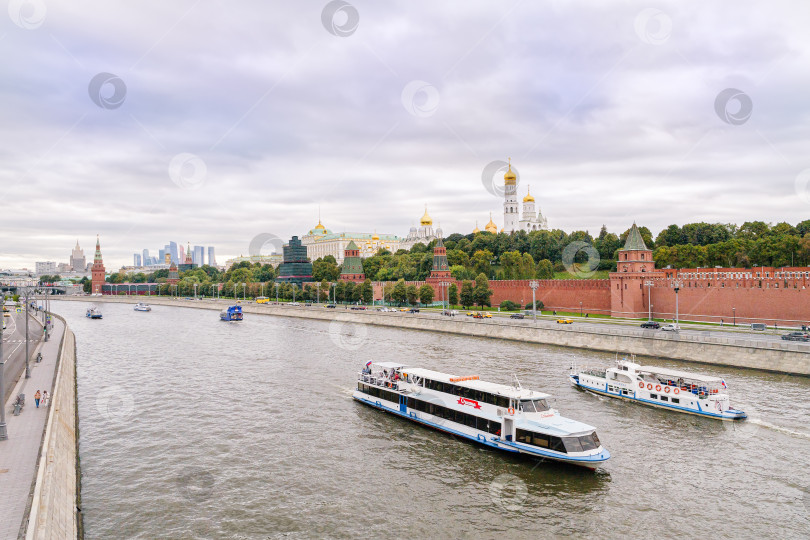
[54,301,810,539]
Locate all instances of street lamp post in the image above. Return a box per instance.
[733,307,736,327]
[580,301,583,317]
[644,280,654,322]
[529,281,539,324]
[24,289,30,378]
[275,283,280,304]
[292,284,296,303]
[0,318,7,440]
[242,283,246,301]
[193,283,198,300]
[261,283,265,298]
[673,280,681,328]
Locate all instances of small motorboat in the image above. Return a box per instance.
[220,305,243,321]
[134,303,152,312]
[86,306,103,319]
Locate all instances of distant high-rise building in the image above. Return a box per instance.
[35,261,57,275]
[70,240,86,272]
[134,253,142,266]
[143,249,151,266]
[169,241,179,265]
[193,245,204,266]
[158,248,167,264]
[208,246,216,267]
[179,244,185,265]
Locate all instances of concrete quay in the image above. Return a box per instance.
[57,296,810,376]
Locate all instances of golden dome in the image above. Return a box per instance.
[485,213,498,234]
[504,158,516,186]
[523,185,534,203]
[314,219,326,232]
[420,205,433,226]
[372,231,379,241]
[473,221,480,234]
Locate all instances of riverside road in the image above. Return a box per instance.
[2,310,44,400]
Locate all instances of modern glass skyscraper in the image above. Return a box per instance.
[193,245,205,266]
[208,246,216,267]
[134,253,142,266]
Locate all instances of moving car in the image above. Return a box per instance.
[326,304,337,309]
[473,312,492,319]
[408,308,420,313]
[510,313,525,319]
[256,296,270,304]
[556,318,573,324]
[661,323,680,332]
[781,332,810,342]
[640,321,660,329]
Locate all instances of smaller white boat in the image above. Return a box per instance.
[570,355,746,421]
[134,303,152,312]
[86,306,102,319]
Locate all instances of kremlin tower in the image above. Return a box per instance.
[426,237,452,285]
[339,240,365,283]
[91,235,106,294]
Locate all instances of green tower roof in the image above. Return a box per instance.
[346,240,359,250]
[623,223,648,251]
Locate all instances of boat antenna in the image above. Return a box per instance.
[511,374,523,391]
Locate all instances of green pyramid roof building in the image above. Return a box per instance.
[623,223,648,251]
[340,240,365,281]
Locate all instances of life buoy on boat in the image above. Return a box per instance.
[655,385,662,392]
[508,407,515,415]
[647,383,653,390]
[664,386,670,393]
[638,381,644,389]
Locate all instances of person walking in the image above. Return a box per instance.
[34,390,41,408]
[42,390,49,407]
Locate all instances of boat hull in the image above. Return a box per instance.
[570,375,746,421]
[353,391,610,469]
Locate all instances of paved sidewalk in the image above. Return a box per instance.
[0,317,65,540]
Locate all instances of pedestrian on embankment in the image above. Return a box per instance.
[34,390,41,408]
[42,391,49,406]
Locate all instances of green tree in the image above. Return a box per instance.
[460,281,474,308]
[406,284,418,305]
[419,284,434,305]
[392,279,407,305]
[335,281,346,303]
[536,259,554,279]
[361,279,373,304]
[473,273,492,308]
[448,283,458,306]
[472,249,494,277]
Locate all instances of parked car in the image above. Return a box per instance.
[661,323,680,332]
[781,332,810,342]
[465,312,475,317]
[441,310,456,316]
[640,321,660,329]
[510,313,525,319]
[408,308,420,313]
[556,318,574,324]
[304,303,313,307]
[326,304,337,309]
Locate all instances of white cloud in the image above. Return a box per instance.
[1,0,809,269]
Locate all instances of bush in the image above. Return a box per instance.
[553,262,566,273]
[525,301,544,310]
[499,300,518,311]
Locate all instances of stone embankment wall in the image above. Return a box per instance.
[57,296,810,376]
[24,314,80,540]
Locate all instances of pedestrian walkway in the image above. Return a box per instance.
[0,317,65,540]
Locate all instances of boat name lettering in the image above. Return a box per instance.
[457,397,482,409]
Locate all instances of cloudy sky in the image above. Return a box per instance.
[2,0,810,270]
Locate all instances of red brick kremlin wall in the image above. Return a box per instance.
[372,269,810,325]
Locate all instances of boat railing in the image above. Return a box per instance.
[358,372,400,390]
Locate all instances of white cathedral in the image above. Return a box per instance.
[500,159,548,233]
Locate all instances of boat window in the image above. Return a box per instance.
[520,400,537,413]
[534,399,550,411]
[651,394,657,399]
[562,437,584,453]
[672,398,680,404]
[497,396,509,409]
[661,396,669,402]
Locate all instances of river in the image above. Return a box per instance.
[53,301,810,539]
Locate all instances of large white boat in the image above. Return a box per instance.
[353,362,610,469]
[570,356,746,421]
[134,303,152,312]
